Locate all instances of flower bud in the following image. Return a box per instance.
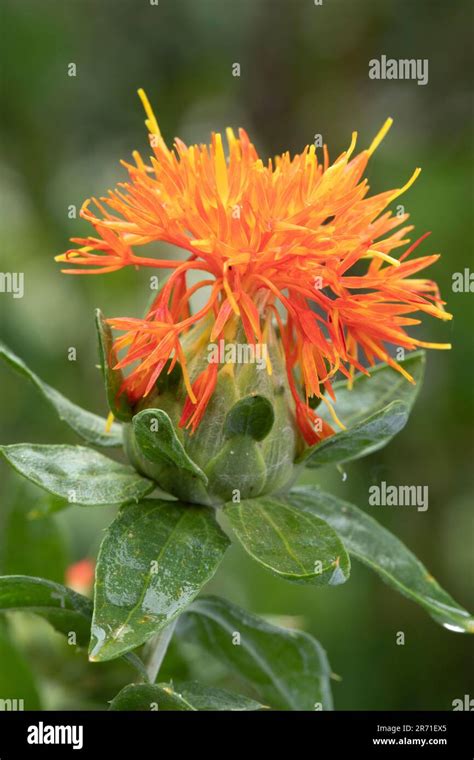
[123,324,305,506]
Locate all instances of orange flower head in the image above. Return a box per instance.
[56,90,451,445]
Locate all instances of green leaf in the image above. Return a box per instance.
[132,409,207,484]
[322,350,425,427]
[0,618,41,710]
[0,444,154,506]
[0,340,122,447]
[0,575,93,646]
[0,483,68,583]
[179,596,333,710]
[109,681,265,711]
[96,309,133,422]
[301,351,426,468]
[90,500,230,662]
[224,496,350,586]
[0,575,148,678]
[224,395,274,441]
[302,400,409,468]
[290,487,474,634]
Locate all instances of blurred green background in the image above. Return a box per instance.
[0,0,472,710]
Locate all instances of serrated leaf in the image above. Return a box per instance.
[0,444,154,506]
[132,408,207,484]
[89,500,230,662]
[179,595,333,710]
[302,400,409,468]
[224,496,350,586]
[0,341,122,447]
[224,395,274,441]
[109,681,265,711]
[96,309,133,422]
[290,486,474,634]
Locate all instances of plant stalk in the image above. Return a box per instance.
[144,620,178,684]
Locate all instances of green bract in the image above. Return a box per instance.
[123,325,303,505]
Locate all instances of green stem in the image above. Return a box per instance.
[144,620,177,683]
